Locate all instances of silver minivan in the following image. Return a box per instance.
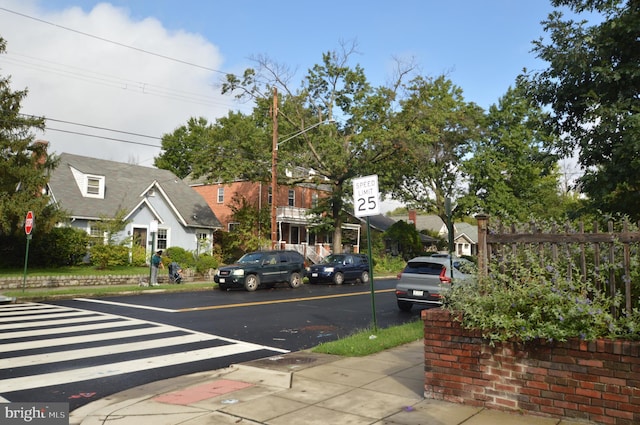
[395,256,475,311]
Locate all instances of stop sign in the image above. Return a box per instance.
[25,211,34,235]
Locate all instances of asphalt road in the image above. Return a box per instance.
[0,278,427,411]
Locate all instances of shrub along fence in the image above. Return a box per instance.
[476,214,640,315]
[422,215,640,424]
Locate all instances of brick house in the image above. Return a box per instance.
[190,178,344,262]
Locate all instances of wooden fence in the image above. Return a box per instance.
[476,214,640,314]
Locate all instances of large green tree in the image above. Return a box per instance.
[155,117,213,179]
[388,75,485,222]
[214,44,402,252]
[0,38,63,239]
[458,78,565,221]
[528,0,640,219]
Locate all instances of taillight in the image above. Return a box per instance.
[439,267,451,284]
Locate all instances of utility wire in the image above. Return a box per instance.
[0,7,229,76]
[45,127,161,148]
[20,115,161,140]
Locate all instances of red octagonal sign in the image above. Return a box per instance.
[25,210,34,235]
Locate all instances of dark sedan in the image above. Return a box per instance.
[306,253,370,285]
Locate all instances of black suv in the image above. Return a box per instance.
[215,250,305,291]
[306,253,370,285]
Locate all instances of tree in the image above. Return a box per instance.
[155,117,213,179]
[528,0,640,219]
[191,110,270,183]
[389,75,485,222]
[0,38,64,242]
[384,220,423,259]
[216,43,403,253]
[458,77,565,221]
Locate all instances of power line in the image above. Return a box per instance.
[0,7,229,76]
[45,127,161,148]
[1,53,248,111]
[20,114,161,140]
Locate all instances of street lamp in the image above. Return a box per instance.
[270,89,334,249]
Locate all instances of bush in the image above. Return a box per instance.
[130,244,147,267]
[90,244,130,269]
[443,248,640,343]
[195,254,219,274]
[32,227,90,267]
[164,246,195,268]
[373,255,405,275]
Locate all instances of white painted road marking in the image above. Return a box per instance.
[0,302,288,396]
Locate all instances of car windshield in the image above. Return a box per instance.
[321,254,346,264]
[404,261,444,275]
[237,253,265,264]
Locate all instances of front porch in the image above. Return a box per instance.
[274,206,362,263]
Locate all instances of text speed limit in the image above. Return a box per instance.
[353,175,380,218]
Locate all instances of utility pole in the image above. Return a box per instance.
[271,87,278,249]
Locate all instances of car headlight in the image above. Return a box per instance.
[232,269,245,276]
[324,267,334,272]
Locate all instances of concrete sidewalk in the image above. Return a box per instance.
[69,340,594,425]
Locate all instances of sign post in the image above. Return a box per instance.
[22,211,34,293]
[352,175,380,331]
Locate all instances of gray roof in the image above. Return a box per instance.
[49,153,221,229]
[388,214,446,233]
[454,222,478,243]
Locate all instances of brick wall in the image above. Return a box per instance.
[422,309,640,425]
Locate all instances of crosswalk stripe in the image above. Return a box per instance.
[0,302,289,398]
[2,333,219,368]
[0,325,179,353]
[0,303,66,317]
[0,312,116,329]
[1,343,261,393]
[0,317,152,338]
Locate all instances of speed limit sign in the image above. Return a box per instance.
[353,175,380,217]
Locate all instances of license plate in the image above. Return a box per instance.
[312,273,318,277]
[219,278,225,283]
[412,290,424,296]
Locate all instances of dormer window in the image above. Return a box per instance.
[69,166,106,199]
[87,177,100,195]
[83,174,105,198]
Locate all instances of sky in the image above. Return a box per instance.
[0,1,575,209]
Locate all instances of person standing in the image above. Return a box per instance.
[151,250,164,286]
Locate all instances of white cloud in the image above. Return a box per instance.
[0,1,242,166]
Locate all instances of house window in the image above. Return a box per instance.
[87,178,100,195]
[311,193,318,208]
[228,222,239,232]
[88,225,105,246]
[217,187,224,203]
[288,189,295,207]
[268,187,272,205]
[157,228,168,250]
[84,175,105,198]
[196,231,211,255]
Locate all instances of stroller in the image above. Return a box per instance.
[168,262,183,284]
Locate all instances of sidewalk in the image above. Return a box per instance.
[69,340,594,425]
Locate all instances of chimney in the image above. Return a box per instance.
[32,140,49,166]
[408,210,417,228]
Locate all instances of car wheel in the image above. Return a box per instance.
[289,272,302,288]
[333,272,344,285]
[397,301,412,312]
[359,271,370,284]
[244,274,260,292]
